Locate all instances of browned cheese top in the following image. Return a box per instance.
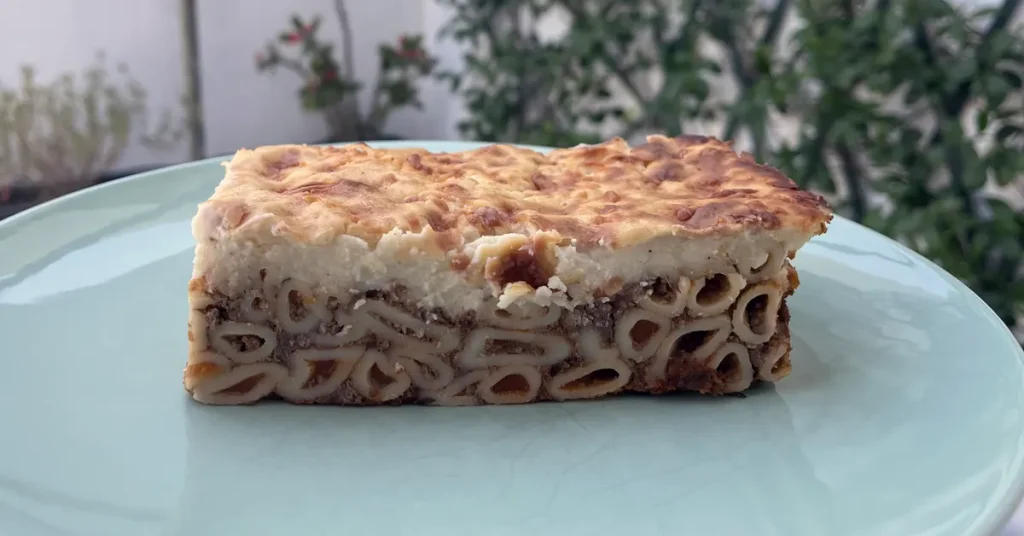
[199,135,833,250]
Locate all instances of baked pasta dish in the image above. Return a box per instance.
[185,135,832,405]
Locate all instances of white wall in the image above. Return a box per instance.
[0,0,191,168]
[196,0,438,156]
[0,0,456,170]
[421,0,464,141]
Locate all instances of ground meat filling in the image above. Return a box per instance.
[195,272,794,404]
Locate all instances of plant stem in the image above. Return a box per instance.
[835,141,867,221]
[795,0,893,191]
[179,0,206,160]
[560,0,646,106]
[473,15,528,141]
[333,0,356,80]
[509,6,527,141]
[720,0,790,146]
[333,0,363,137]
[946,0,1021,112]
[680,0,703,44]
[276,57,312,78]
[912,23,980,224]
[919,0,1021,147]
[913,0,1020,227]
[365,80,386,136]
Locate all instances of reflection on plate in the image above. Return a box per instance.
[0,141,1022,536]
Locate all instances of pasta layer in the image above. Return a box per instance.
[185,263,798,406]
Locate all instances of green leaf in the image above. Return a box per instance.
[384,80,415,107]
[861,209,889,233]
[754,45,773,75]
[986,198,1020,234]
[985,74,1011,107]
[996,125,1022,143]
[989,151,1024,186]
[1001,68,1023,90]
[962,145,987,190]
[299,86,320,110]
[874,174,907,197]
[701,59,723,75]
[987,32,1014,60]
[976,111,990,132]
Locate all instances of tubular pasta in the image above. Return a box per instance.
[738,246,786,282]
[732,284,783,345]
[577,328,620,362]
[687,273,746,316]
[426,370,488,406]
[262,278,279,310]
[240,289,271,323]
[547,358,632,400]
[276,279,330,334]
[648,315,731,382]
[313,311,368,348]
[188,310,210,351]
[209,321,278,364]
[351,349,412,402]
[188,286,215,310]
[190,295,215,310]
[276,346,365,400]
[191,362,287,405]
[390,347,455,391]
[456,328,571,369]
[477,364,542,405]
[355,300,459,354]
[706,342,754,393]
[614,309,671,362]
[479,302,561,329]
[638,277,691,317]
[757,339,792,382]
[183,351,230,391]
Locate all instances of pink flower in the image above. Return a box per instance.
[286,32,300,44]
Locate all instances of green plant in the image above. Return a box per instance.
[256,0,437,140]
[439,0,1024,338]
[0,54,181,203]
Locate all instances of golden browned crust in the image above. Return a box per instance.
[199,135,832,250]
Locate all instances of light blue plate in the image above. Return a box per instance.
[1,141,1022,536]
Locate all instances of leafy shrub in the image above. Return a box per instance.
[0,54,180,204]
[256,1,437,141]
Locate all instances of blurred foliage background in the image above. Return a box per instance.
[438,0,1024,339]
[255,3,437,142]
[0,54,182,209]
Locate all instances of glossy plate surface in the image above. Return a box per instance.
[1,141,1022,536]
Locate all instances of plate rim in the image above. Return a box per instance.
[2,139,1023,535]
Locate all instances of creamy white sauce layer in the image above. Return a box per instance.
[192,219,812,314]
